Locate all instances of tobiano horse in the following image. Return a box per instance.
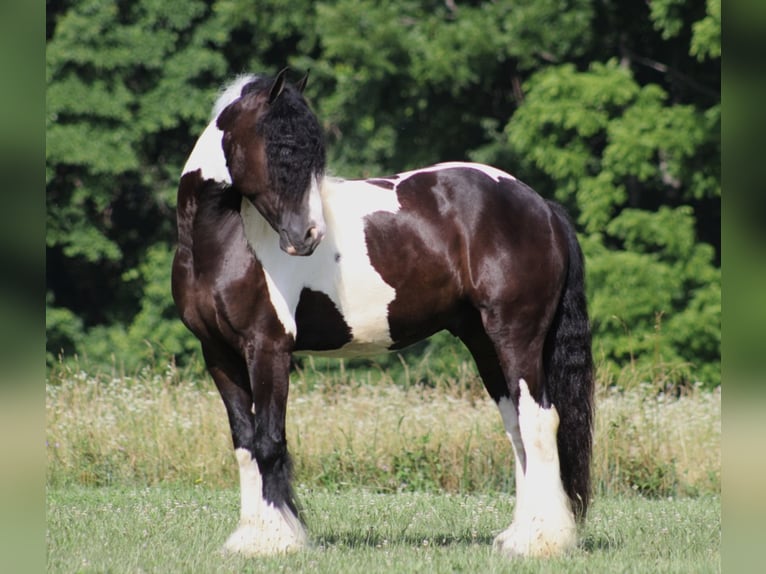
[171,69,594,558]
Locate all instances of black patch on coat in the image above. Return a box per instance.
[294,288,353,351]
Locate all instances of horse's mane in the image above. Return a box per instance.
[211,74,259,119]
[215,73,326,204]
[258,79,326,203]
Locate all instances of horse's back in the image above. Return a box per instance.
[359,162,566,301]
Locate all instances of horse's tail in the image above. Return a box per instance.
[544,201,594,522]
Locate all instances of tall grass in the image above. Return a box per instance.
[46,357,720,497]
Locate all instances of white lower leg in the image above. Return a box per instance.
[223,448,308,556]
[494,381,577,557]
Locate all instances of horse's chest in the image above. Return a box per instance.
[240,184,401,356]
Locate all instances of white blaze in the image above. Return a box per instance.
[307,176,326,238]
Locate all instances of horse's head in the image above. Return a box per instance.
[217,68,326,256]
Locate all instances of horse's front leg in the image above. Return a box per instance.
[223,343,307,556]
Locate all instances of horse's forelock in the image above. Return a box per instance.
[215,72,326,205]
[259,86,326,203]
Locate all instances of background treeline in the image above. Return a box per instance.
[46,0,720,387]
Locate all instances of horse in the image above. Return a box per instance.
[171,68,594,558]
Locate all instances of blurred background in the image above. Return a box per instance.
[45,0,721,391]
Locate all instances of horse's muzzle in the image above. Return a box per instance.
[280,225,324,256]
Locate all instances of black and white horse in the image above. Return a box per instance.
[172,69,594,558]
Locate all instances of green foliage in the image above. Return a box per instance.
[691,0,721,61]
[504,59,719,385]
[649,0,688,40]
[46,0,720,387]
[125,245,202,361]
[70,244,202,372]
[46,0,228,363]
[651,0,721,62]
[46,292,85,364]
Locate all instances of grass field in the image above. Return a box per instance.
[46,359,720,497]
[46,359,721,571]
[47,486,720,573]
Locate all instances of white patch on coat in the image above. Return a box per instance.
[181,121,231,183]
[239,201,298,337]
[223,448,307,556]
[386,162,516,186]
[181,75,258,183]
[494,380,577,558]
[240,177,401,354]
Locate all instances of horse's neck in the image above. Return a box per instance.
[238,176,402,255]
[183,122,232,184]
[239,197,276,249]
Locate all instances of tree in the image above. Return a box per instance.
[485,1,720,385]
[46,0,720,385]
[46,0,228,367]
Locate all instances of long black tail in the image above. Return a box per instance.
[544,201,594,522]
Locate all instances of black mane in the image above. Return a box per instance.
[247,77,326,203]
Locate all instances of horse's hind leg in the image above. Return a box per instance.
[477,312,576,557]
[202,342,306,556]
[495,378,577,557]
[456,315,528,524]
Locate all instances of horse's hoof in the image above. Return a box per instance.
[493,521,576,558]
[222,522,308,557]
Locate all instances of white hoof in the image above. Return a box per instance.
[493,517,576,558]
[222,508,308,556]
[493,522,525,556]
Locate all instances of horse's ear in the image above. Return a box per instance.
[216,100,240,132]
[269,67,289,104]
[295,69,310,93]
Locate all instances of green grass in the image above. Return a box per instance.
[47,486,720,573]
[45,361,721,571]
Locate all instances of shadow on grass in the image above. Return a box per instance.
[313,529,496,549]
[579,531,624,553]
[315,529,623,558]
